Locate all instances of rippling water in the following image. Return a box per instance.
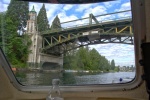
[15,71,135,86]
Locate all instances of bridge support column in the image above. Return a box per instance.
[38,53,63,70]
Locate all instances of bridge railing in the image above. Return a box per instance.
[61,16,132,29]
[46,17,132,34]
[42,10,132,35]
[60,10,131,27]
[99,16,131,23]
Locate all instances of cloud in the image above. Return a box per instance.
[103,0,121,9]
[115,1,131,18]
[75,4,94,12]
[63,5,73,11]
[73,4,109,25]
[103,2,112,8]
[82,5,107,18]
[57,11,79,28]
[2,0,10,4]
[89,43,135,66]
[120,2,131,11]
[115,1,131,12]
[0,1,9,12]
[45,4,63,24]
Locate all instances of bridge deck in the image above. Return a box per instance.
[42,18,132,36]
[40,10,133,55]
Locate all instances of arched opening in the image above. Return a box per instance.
[42,62,60,70]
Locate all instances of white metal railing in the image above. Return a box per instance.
[54,17,132,32]
[47,10,132,33]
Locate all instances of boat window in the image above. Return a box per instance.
[0,0,135,86]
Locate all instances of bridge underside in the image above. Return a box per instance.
[42,33,133,56]
[42,62,60,70]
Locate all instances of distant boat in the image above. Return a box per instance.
[112,77,133,83]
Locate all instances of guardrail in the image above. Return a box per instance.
[42,10,132,35]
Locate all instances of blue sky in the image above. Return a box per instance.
[0,0,135,67]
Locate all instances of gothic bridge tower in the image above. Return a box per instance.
[26,6,42,67]
[26,6,63,69]
[27,6,37,34]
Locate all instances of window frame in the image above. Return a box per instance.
[0,0,145,92]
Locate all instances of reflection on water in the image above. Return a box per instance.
[15,71,135,86]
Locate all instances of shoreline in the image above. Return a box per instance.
[12,67,134,73]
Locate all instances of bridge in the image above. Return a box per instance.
[41,10,133,56]
[26,9,133,69]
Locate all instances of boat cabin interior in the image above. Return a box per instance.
[0,0,150,100]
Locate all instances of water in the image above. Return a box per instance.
[15,71,135,86]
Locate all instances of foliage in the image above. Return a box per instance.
[51,15,61,30]
[110,59,115,70]
[6,0,29,28]
[63,47,112,71]
[4,0,30,68]
[114,66,120,72]
[0,13,5,48]
[37,4,49,33]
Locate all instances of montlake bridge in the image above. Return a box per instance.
[41,10,133,56]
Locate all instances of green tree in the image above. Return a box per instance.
[63,46,111,71]
[114,66,120,72]
[51,15,61,30]
[89,48,101,70]
[6,0,29,29]
[0,12,5,49]
[99,56,110,72]
[37,4,49,33]
[4,0,30,67]
[75,47,87,70]
[110,59,115,70]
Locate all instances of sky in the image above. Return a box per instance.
[0,0,135,67]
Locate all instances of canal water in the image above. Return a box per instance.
[15,71,135,86]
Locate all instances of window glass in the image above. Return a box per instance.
[0,0,135,86]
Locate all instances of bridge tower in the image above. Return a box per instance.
[26,6,63,69]
[26,6,42,68]
[27,6,37,34]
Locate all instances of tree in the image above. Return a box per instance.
[114,66,120,72]
[0,12,5,50]
[89,48,101,70]
[6,0,29,29]
[63,46,111,71]
[76,47,90,70]
[4,0,30,67]
[37,4,49,33]
[51,15,61,30]
[100,56,111,72]
[110,59,115,70]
